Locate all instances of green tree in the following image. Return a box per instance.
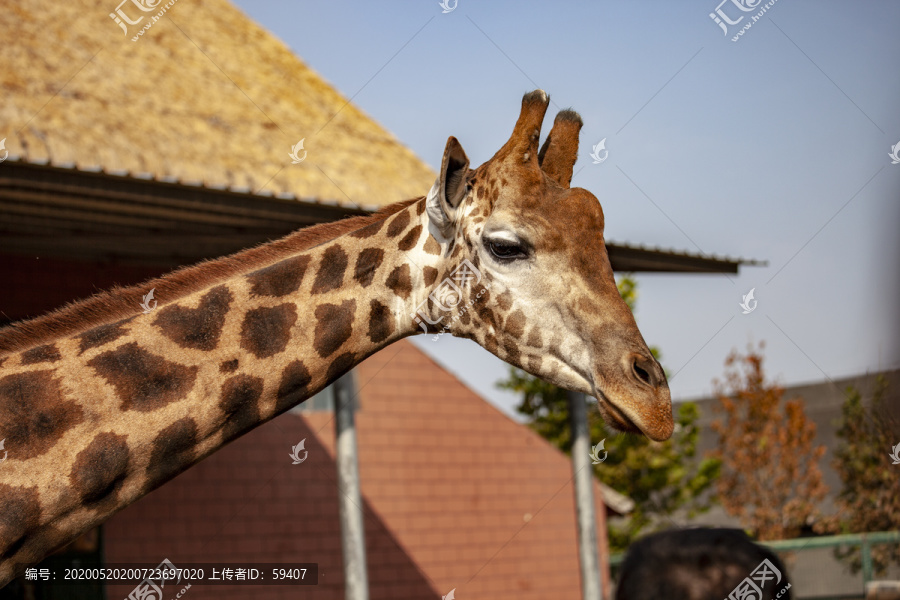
[497,275,720,552]
[818,376,900,575]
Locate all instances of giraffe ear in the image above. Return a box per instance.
[538,110,583,188]
[427,136,470,238]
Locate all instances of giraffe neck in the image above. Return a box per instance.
[0,197,448,584]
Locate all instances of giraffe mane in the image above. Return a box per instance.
[0,198,422,356]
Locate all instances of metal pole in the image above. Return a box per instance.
[568,389,603,600]
[334,369,369,600]
[861,533,873,587]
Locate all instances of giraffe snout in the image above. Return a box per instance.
[619,350,673,441]
[591,350,673,441]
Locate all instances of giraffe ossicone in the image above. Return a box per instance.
[0,89,672,585]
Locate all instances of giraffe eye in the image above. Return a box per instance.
[486,239,528,261]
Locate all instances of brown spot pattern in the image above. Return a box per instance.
[386,210,411,237]
[277,360,312,412]
[527,327,543,348]
[503,341,521,365]
[477,305,498,330]
[386,264,412,300]
[21,344,61,365]
[77,318,133,355]
[423,266,439,287]
[398,225,422,251]
[311,245,349,294]
[496,290,514,311]
[354,248,384,288]
[0,371,84,460]
[0,484,41,558]
[219,359,239,373]
[247,255,311,297]
[367,300,394,344]
[506,309,527,339]
[24,525,68,567]
[348,219,385,239]
[239,304,297,359]
[219,375,263,441]
[484,333,499,356]
[416,199,426,215]
[69,433,130,505]
[145,418,198,490]
[423,235,441,256]
[153,285,232,351]
[313,300,356,358]
[88,342,198,412]
[325,352,356,386]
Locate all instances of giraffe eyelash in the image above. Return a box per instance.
[484,238,529,261]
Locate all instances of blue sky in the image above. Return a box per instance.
[233,0,900,418]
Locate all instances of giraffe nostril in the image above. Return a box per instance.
[631,354,659,388]
[633,363,651,384]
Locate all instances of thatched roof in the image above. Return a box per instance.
[0,0,436,207]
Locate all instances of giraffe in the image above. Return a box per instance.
[0,90,672,585]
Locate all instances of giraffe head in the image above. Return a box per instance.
[423,90,673,441]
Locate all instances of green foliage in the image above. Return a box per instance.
[819,376,900,575]
[617,276,638,312]
[497,275,720,552]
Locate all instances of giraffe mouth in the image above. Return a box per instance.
[594,389,642,435]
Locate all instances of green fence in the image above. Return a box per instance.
[609,530,900,600]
